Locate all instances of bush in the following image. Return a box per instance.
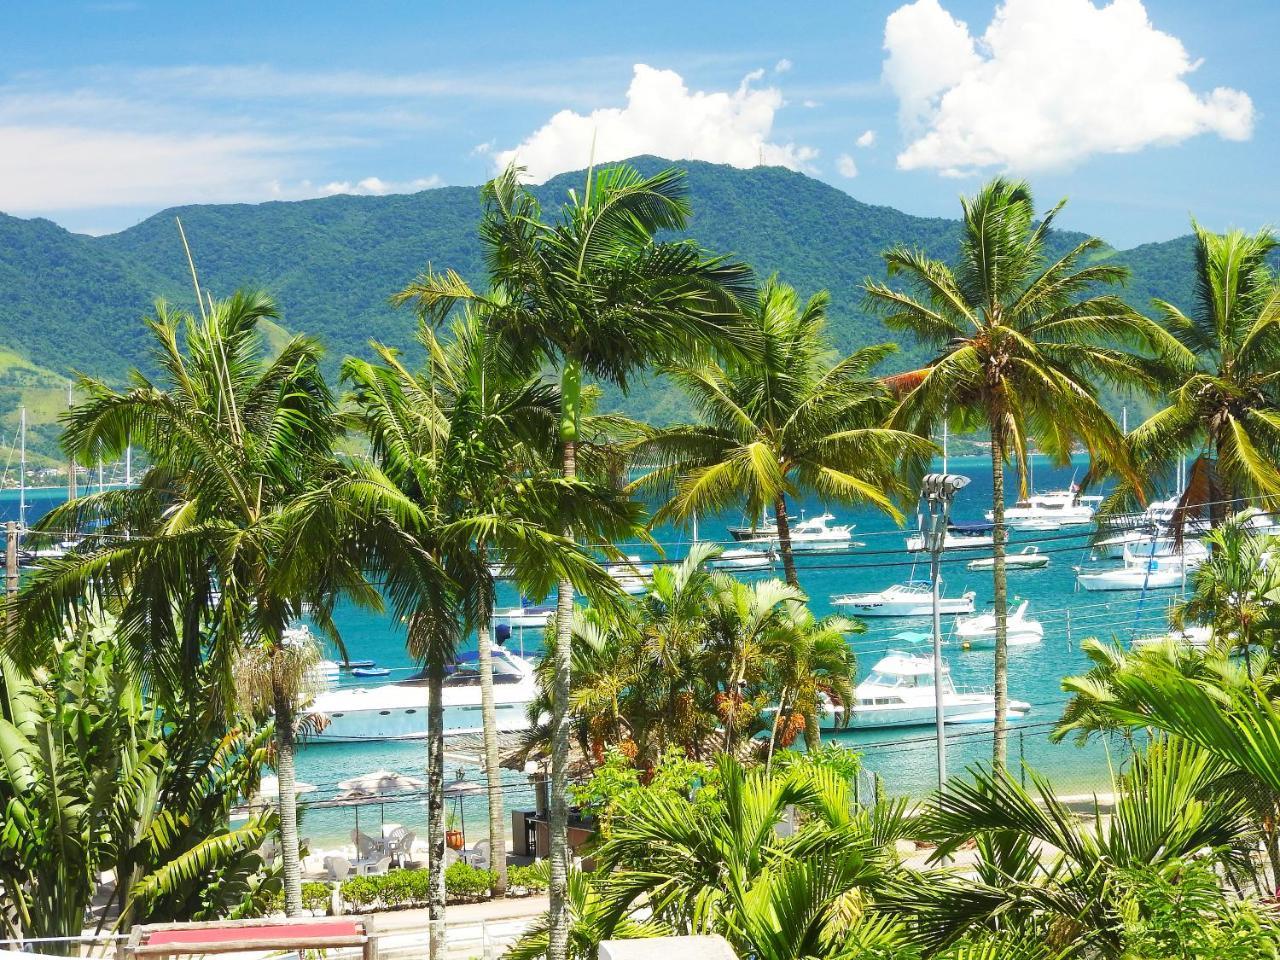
[507,864,548,893]
[339,875,379,910]
[302,881,332,914]
[444,861,496,900]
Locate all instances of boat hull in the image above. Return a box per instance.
[1076,571,1182,591]
[823,697,1032,730]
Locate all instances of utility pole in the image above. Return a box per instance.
[918,473,970,794]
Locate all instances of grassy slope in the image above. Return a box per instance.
[0,158,1216,458]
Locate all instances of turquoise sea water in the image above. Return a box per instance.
[5,456,1176,846]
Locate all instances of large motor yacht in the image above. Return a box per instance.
[823,650,1031,729]
[831,581,976,617]
[311,648,538,742]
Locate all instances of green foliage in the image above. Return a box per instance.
[507,864,548,893]
[571,746,717,837]
[1112,859,1280,960]
[444,861,497,899]
[775,743,863,783]
[337,866,495,910]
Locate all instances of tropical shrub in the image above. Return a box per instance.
[338,875,380,910]
[507,864,548,894]
[444,861,497,900]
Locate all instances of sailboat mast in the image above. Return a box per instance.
[941,417,949,475]
[18,406,26,530]
[125,443,132,487]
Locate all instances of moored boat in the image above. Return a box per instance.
[311,648,538,741]
[831,580,975,617]
[822,650,1031,729]
[954,600,1044,648]
[495,604,555,628]
[967,546,1049,571]
[709,546,775,569]
[907,522,994,552]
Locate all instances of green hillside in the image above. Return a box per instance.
[0,157,1220,458]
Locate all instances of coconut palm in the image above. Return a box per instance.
[862,177,1175,767]
[634,276,931,588]
[5,291,410,915]
[1128,224,1280,524]
[393,161,753,960]
[344,318,637,947]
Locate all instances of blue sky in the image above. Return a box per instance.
[1,0,1274,247]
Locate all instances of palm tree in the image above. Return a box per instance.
[898,737,1255,958]
[765,603,859,756]
[393,160,753,959]
[1128,224,1280,524]
[344,318,636,950]
[6,291,404,915]
[862,177,1175,767]
[634,276,930,588]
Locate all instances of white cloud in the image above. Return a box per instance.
[774,58,793,74]
[836,154,858,178]
[471,140,494,155]
[802,99,819,109]
[314,175,442,196]
[856,129,877,148]
[494,64,817,183]
[883,0,1254,175]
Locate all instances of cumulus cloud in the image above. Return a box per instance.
[836,154,858,178]
[494,64,817,182]
[883,0,1254,175]
[856,129,877,148]
[774,58,793,74]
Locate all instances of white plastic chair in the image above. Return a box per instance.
[360,855,392,876]
[467,839,491,870]
[324,855,354,880]
[352,831,381,860]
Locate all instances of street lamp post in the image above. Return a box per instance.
[918,472,970,793]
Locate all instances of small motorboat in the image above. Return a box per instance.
[605,554,654,578]
[832,580,975,617]
[741,512,855,551]
[614,575,650,596]
[350,667,392,678]
[954,600,1044,648]
[907,522,995,553]
[340,659,377,670]
[966,546,1050,571]
[495,604,555,628]
[822,650,1031,729]
[1131,625,1212,650]
[709,546,775,570]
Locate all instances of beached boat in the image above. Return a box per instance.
[831,580,976,617]
[906,522,995,553]
[311,648,538,741]
[966,546,1049,571]
[495,604,554,628]
[822,650,1031,729]
[954,600,1044,648]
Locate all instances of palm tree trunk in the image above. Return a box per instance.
[989,426,1009,770]
[271,655,303,917]
[774,494,799,588]
[765,684,789,777]
[477,610,507,897]
[426,652,446,960]
[548,357,581,960]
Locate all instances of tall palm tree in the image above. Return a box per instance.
[4,291,408,915]
[634,276,930,588]
[344,318,636,951]
[1129,224,1280,524]
[393,160,753,959]
[862,177,1174,766]
[764,603,859,756]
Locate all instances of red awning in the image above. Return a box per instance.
[147,921,361,947]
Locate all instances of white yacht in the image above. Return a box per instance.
[1121,538,1207,570]
[311,648,538,741]
[988,489,1101,527]
[495,604,555,628]
[1132,625,1213,650]
[741,512,855,551]
[831,581,976,617]
[966,546,1049,571]
[824,650,1031,729]
[906,523,995,553]
[1075,552,1189,592]
[709,546,775,570]
[954,600,1044,648]
[728,514,787,542]
[614,575,650,596]
[605,555,654,578]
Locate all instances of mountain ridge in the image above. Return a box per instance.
[0,157,1213,461]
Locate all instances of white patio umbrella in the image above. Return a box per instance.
[252,775,316,805]
[335,768,429,837]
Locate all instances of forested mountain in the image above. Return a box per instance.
[0,157,1223,460]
